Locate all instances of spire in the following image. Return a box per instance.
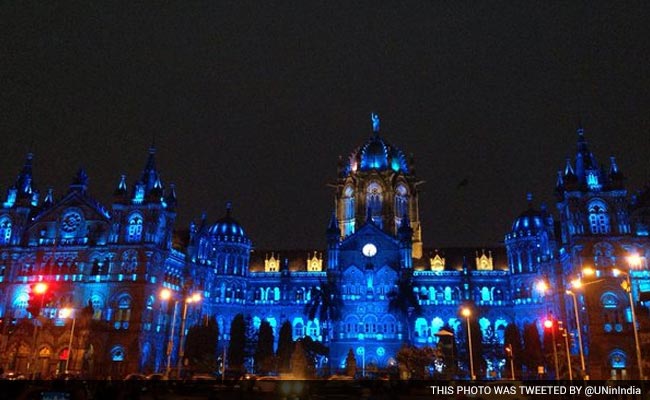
[165,183,177,209]
[326,212,340,242]
[15,152,35,196]
[555,170,564,188]
[69,168,89,193]
[141,145,160,191]
[371,112,380,136]
[526,192,533,208]
[608,156,625,188]
[114,175,127,196]
[225,201,232,218]
[43,187,54,208]
[564,158,575,176]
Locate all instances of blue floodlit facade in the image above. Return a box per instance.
[0,118,648,380]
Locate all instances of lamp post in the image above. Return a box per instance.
[177,292,202,378]
[504,344,515,380]
[614,264,644,380]
[60,308,76,373]
[461,307,475,380]
[544,318,559,380]
[559,321,572,381]
[160,288,178,378]
[28,282,48,379]
[565,286,586,378]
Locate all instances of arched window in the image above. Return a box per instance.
[13,292,29,318]
[444,287,452,302]
[366,182,383,226]
[342,186,355,236]
[481,287,491,302]
[609,349,627,369]
[126,213,143,242]
[588,200,610,234]
[114,295,132,329]
[90,294,104,320]
[111,345,125,362]
[0,216,12,245]
[394,185,409,223]
[294,322,304,339]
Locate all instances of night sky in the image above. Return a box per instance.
[1,2,650,250]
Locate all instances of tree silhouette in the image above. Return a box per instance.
[185,317,219,373]
[387,271,422,344]
[504,323,522,377]
[228,314,246,371]
[255,320,275,374]
[522,322,543,376]
[305,274,342,372]
[276,320,294,373]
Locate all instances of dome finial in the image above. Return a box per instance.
[226,201,232,217]
[526,192,533,207]
[371,112,380,134]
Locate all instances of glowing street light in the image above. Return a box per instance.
[159,288,178,378]
[582,267,595,277]
[613,264,644,379]
[461,307,475,380]
[544,317,559,379]
[565,289,586,378]
[178,292,202,378]
[536,280,549,294]
[60,308,76,373]
[33,282,48,294]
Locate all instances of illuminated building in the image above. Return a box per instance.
[0,117,647,379]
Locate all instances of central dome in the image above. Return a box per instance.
[348,135,409,174]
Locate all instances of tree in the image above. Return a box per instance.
[290,340,309,379]
[522,322,543,375]
[228,314,246,371]
[504,323,522,377]
[255,320,275,374]
[387,271,422,344]
[436,326,457,377]
[185,317,219,373]
[345,348,356,377]
[276,320,294,373]
[299,336,328,376]
[396,345,439,379]
[304,274,342,372]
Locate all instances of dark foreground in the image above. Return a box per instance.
[0,380,646,400]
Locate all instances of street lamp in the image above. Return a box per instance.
[160,288,178,378]
[28,282,49,379]
[544,318,559,379]
[613,265,644,380]
[504,344,515,380]
[60,308,76,373]
[461,307,475,380]
[558,321,572,381]
[178,292,202,378]
[565,288,586,379]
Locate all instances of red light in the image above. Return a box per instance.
[33,282,48,294]
[544,319,553,329]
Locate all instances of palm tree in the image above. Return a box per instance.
[387,271,422,345]
[304,274,342,374]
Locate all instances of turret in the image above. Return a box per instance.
[326,212,340,270]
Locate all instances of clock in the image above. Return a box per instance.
[362,243,377,257]
[61,211,82,232]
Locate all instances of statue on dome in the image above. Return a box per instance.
[371,113,380,133]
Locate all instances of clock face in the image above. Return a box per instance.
[362,243,377,257]
[61,211,82,232]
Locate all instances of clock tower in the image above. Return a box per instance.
[325,114,419,368]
